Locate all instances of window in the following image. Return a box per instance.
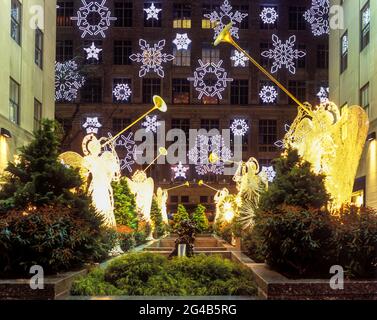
[144,2,162,27]
[171,118,190,143]
[113,118,131,132]
[173,48,191,66]
[230,119,249,152]
[260,42,273,69]
[11,0,21,44]
[34,99,42,131]
[143,79,161,103]
[260,6,278,29]
[288,81,306,104]
[361,2,370,50]
[201,119,220,131]
[114,1,133,27]
[340,31,348,73]
[9,78,20,124]
[360,83,370,116]
[202,88,219,105]
[57,1,73,26]
[317,44,329,69]
[231,80,249,105]
[173,4,191,28]
[295,44,306,69]
[288,7,306,30]
[84,40,102,64]
[172,79,190,104]
[181,196,189,203]
[202,4,218,29]
[35,28,43,68]
[114,40,132,65]
[202,46,220,64]
[258,120,277,152]
[233,5,249,29]
[113,78,132,103]
[200,196,209,203]
[81,78,102,103]
[170,195,179,203]
[56,40,73,62]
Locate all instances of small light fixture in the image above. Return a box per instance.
[367,132,376,142]
[0,128,12,138]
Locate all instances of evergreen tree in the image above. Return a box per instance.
[192,204,209,233]
[173,204,189,230]
[259,148,330,211]
[150,196,165,238]
[112,177,138,230]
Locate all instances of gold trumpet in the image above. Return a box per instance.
[103,95,167,147]
[214,23,312,116]
[198,180,219,193]
[144,147,168,172]
[208,152,240,165]
[166,181,190,192]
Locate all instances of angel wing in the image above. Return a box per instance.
[59,152,89,179]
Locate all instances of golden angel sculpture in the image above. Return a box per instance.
[156,187,169,224]
[59,134,121,227]
[284,102,369,209]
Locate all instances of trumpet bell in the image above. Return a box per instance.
[184,181,190,187]
[198,180,204,186]
[209,152,220,164]
[153,95,167,112]
[214,23,233,46]
[159,147,168,156]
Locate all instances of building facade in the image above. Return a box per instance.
[56,0,329,213]
[0,0,56,173]
[329,0,376,208]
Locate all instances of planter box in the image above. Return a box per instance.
[0,269,88,300]
[247,263,377,300]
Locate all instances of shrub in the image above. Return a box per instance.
[214,220,233,244]
[71,253,257,296]
[134,231,147,246]
[118,233,136,252]
[192,204,209,233]
[173,204,189,230]
[150,197,165,238]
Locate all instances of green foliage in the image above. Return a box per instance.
[118,233,136,252]
[173,204,189,230]
[150,197,165,238]
[133,231,147,246]
[112,178,138,230]
[192,205,209,233]
[259,149,330,211]
[71,253,257,296]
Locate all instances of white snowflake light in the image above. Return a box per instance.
[84,42,102,60]
[261,166,276,183]
[106,132,142,173]
[144,3,162,20]
[82,117,102,134]
[173,33,192,50]
[260,7,278,24]
[261,34,306,74]
[113,83,132,102]
[71,0,117,38]
[230,119,249,137]
[172,162,189,179]
[231,50,248,67]
[259,85,278,104]
[303,0,330,36]
[188,135,233,175]
[142,115,161,133]
[55,60,85,102]
[204,0,248,40]
[188,59,233,100]
[317,86,329,103]
[130,39,174,78]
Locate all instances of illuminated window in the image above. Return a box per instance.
[173,4,191,28]
[202,4,218,29]
[173,48,191,66]
[172,79,190,104]
[202,46,220,64]
[340,31,348,73]
[361,1,370,50]
[11,0,22,44]
[57,1,74,27]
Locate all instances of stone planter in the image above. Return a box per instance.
[247,263,377,300]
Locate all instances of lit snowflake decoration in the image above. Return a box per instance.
[260,7,278,24]
[84,42,102,60]
[188,59,233,100]
[105,132,142,173]
[173,33,192,50]
[259,85,278,103]
[144,3,162,20]
[188,135,233,176]
[230,119,249,137]
[261,34,306,74]
[113,83,132,102]
[261,166,276,183]
[82,117,102,134]
[317,86,329,103]
[204,0,248,40]
[71,0,117,38]
[142,115,161,133]
[231,50,248,67]
[172,162,189,179]
[55,60,85,102]
[303,0,330,36]
[274,124,291,149]
[130,39,174,78]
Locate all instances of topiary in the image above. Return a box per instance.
[150,196,165,238]
[192,204,209,233]
[173,204,189,231]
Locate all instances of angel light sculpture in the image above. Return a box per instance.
[156,187,169,224]
[59,134,121,227]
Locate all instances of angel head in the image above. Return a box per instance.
[82,134,102,156]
